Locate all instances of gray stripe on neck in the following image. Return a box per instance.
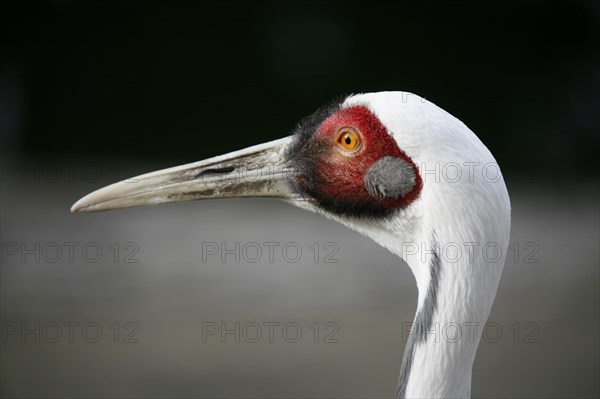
[396,243,440,398]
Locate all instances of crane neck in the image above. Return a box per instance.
[396,236,505,399]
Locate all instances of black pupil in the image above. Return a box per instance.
[344,135,352,145]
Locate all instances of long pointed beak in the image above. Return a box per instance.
[71,137,296,213]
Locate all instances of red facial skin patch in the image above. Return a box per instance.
[292,105,422,218]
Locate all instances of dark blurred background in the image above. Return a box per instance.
[2,1,599,174]
[1,1,599,398]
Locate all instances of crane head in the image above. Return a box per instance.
[71,93,425,219]
[72,91,510,273]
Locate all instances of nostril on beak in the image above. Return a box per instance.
[197,165,236,178]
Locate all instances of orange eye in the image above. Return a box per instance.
[337,129,360,152]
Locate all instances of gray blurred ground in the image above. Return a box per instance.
[1,162,598,398]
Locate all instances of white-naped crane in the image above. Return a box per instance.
[72,92,511,398]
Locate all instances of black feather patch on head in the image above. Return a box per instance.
[286,96,344,158]
[285,96,343,205]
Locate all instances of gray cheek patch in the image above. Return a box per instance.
[364,156,417,199]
